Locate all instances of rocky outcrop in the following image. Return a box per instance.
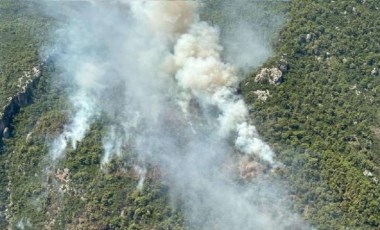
[277,58,289,73]
[254,59,288,85]
[252,90,271,102]
[363,169,379,184]
[238,157,264,181]
[0,62,44,147]
[255,67,283,85]
[371,67,379,76]
[299,33,314,44]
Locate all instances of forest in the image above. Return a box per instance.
[0,0,379,229]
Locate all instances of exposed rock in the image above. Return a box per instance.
[371,67,379,76]
[306,33,313,43]
[255,67,283,85]
[55,168,70,183]
[3,127,11,139]
[253,90,271,102]
[363,169,373,177]
[277,58,289,73]
[0,61,46,146]
[238,157,264,181]
[363,169,379,184]
[299,33,313,44]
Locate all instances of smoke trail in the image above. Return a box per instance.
[45,1,310,229]
[169,20,275,163]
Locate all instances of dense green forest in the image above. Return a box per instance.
[0,0,379,229]
[0,1,185,229]
[0,0,49,108]
[242,0,380,229]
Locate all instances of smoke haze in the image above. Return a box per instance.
[44,1,310,229]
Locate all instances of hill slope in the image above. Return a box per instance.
[242,0,380,229]
[0,0,379,230]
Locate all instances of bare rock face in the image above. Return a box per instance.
[253,90,271,102]
[371,67,379,76]
[238,157,264,181]
[3,127,11,139]
[0,62,45,146]
[299,33,313,44]
[277,58,289,73]
[255,67,283,85]
[306,33,313,43]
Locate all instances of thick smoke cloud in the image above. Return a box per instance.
[45,1,310,229]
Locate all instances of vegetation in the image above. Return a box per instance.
[0,0,51,108]
[0,1,184,229]
[1,0,380,229]
[241,0,380,229]
[1,55,185,230]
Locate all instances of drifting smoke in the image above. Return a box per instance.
[45,0,310,229]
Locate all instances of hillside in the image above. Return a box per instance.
[0,1,49,108]
[0,0,379,230]
[242,0,380,228]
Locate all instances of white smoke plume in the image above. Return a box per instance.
[204,0,285,70]
[165,18,275,162]
[50,86,99,159]
[45,0,310,229]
